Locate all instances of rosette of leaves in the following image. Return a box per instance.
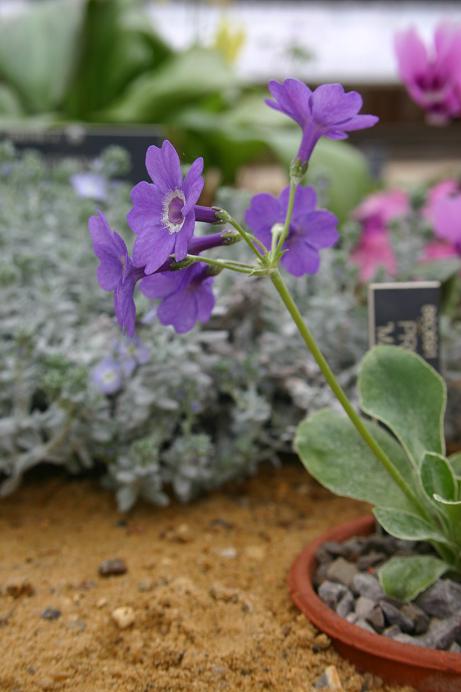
[296,345,461,600]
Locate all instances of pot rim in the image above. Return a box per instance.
[288,514,461,675]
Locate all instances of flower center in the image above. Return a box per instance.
[163,190,186,234]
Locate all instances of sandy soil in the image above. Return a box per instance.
[0,465,412,692]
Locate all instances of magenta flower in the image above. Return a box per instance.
[421,241,458,262]
[89,211,144,337]
[353,189,409,228]
[395,24,461,122]
[91,357,123,395]
[423,179,459,224]
[140,263,215,333]
[266,80,378,165]
[127,140,205,274]
[350,189,408,282]
[245,185,339,276]
[428,193,461,249]
[351,229,397,282]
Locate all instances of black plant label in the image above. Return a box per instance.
[1,126,163,181]
[368,282,440,371]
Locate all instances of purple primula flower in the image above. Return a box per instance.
[266,79,378,165]
[127,140,205,274]
[395,24,461,123]
[114,336,150,377]
[71,172,108,201]
[245,185,339,276]
[91,357,123,395]
[89,211,144,337]
[140,263,215,334]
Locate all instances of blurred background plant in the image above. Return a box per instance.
[0,0,373,217]
[1,142,461,510]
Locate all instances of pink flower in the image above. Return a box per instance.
[353,189,409,228]
[423,179,459,224]
[421,241,458,262]
[351,228,397,282]
[350,190,408,282]
[421,189,461,262]
[395,24,461,123]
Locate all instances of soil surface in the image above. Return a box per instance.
[0,465,412,692]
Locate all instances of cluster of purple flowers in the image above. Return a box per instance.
[395,24,461,123]
[89,80,378,340]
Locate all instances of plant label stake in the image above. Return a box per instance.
[368,281,440,371]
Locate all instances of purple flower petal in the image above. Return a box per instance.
[195,278,215,323]
[132,228,175,274]
[183,157,204,213]
[244,193,282,249]
[311,84,362,126]
[301,210,339,249]
[146,140,182,192]
[114,275,137,337]
[174,213,195,261]
[140,270,186,299]
[127,181,163,235]
[281,185,317,218]
[157,287,198,333]
[338,113,380,132]
[282,239,320,276]
[266,79,312,126]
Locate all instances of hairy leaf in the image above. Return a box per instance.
[295,409,415,512]
[374,507,450,544]
[420,452,457,502]
[378,555,449,602]
[359,345,446,469]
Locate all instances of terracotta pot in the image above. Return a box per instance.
[288,515,461,691]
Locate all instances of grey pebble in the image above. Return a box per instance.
[352,573,384,601]
[416,579,461,619]
[326,557,358,588]
[355,596,375,621]
[318,580,347,609]
[426,614,461,650]
[98,558,128,577]
[336,590,354,618]
[381,600,414,633]
[41,607,61,621]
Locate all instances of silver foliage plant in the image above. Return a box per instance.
[0,142,459,510]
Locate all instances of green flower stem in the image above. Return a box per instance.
[185,254,264,276]
[275,178,297,256]
[217,211,265,260]
[270,269,426,516]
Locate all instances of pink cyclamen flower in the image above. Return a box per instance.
[395,24,461,122]
[351,228,397,282]
[421,190,461,262]
[423,179,459,224]
[353,189,410,228]
[350,190,408,282]
[266,80,378,165]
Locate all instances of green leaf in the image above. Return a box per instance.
[64,0,172,119]
[374,507,451,544]
[104,47,236,123]
[420,452,457,502]
[0,0,83,113]
[0,84,24,117]
[359,345,446,469]
[294,409,415,512]
[448,452,461,479]
[378,556,449,602]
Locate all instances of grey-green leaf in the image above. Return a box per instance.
[448,452,461,479]
[378,556,449,602]
[374,507,451,544]
[294,409,415,512]
[359,345,446,469]
[420,452,457,503]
